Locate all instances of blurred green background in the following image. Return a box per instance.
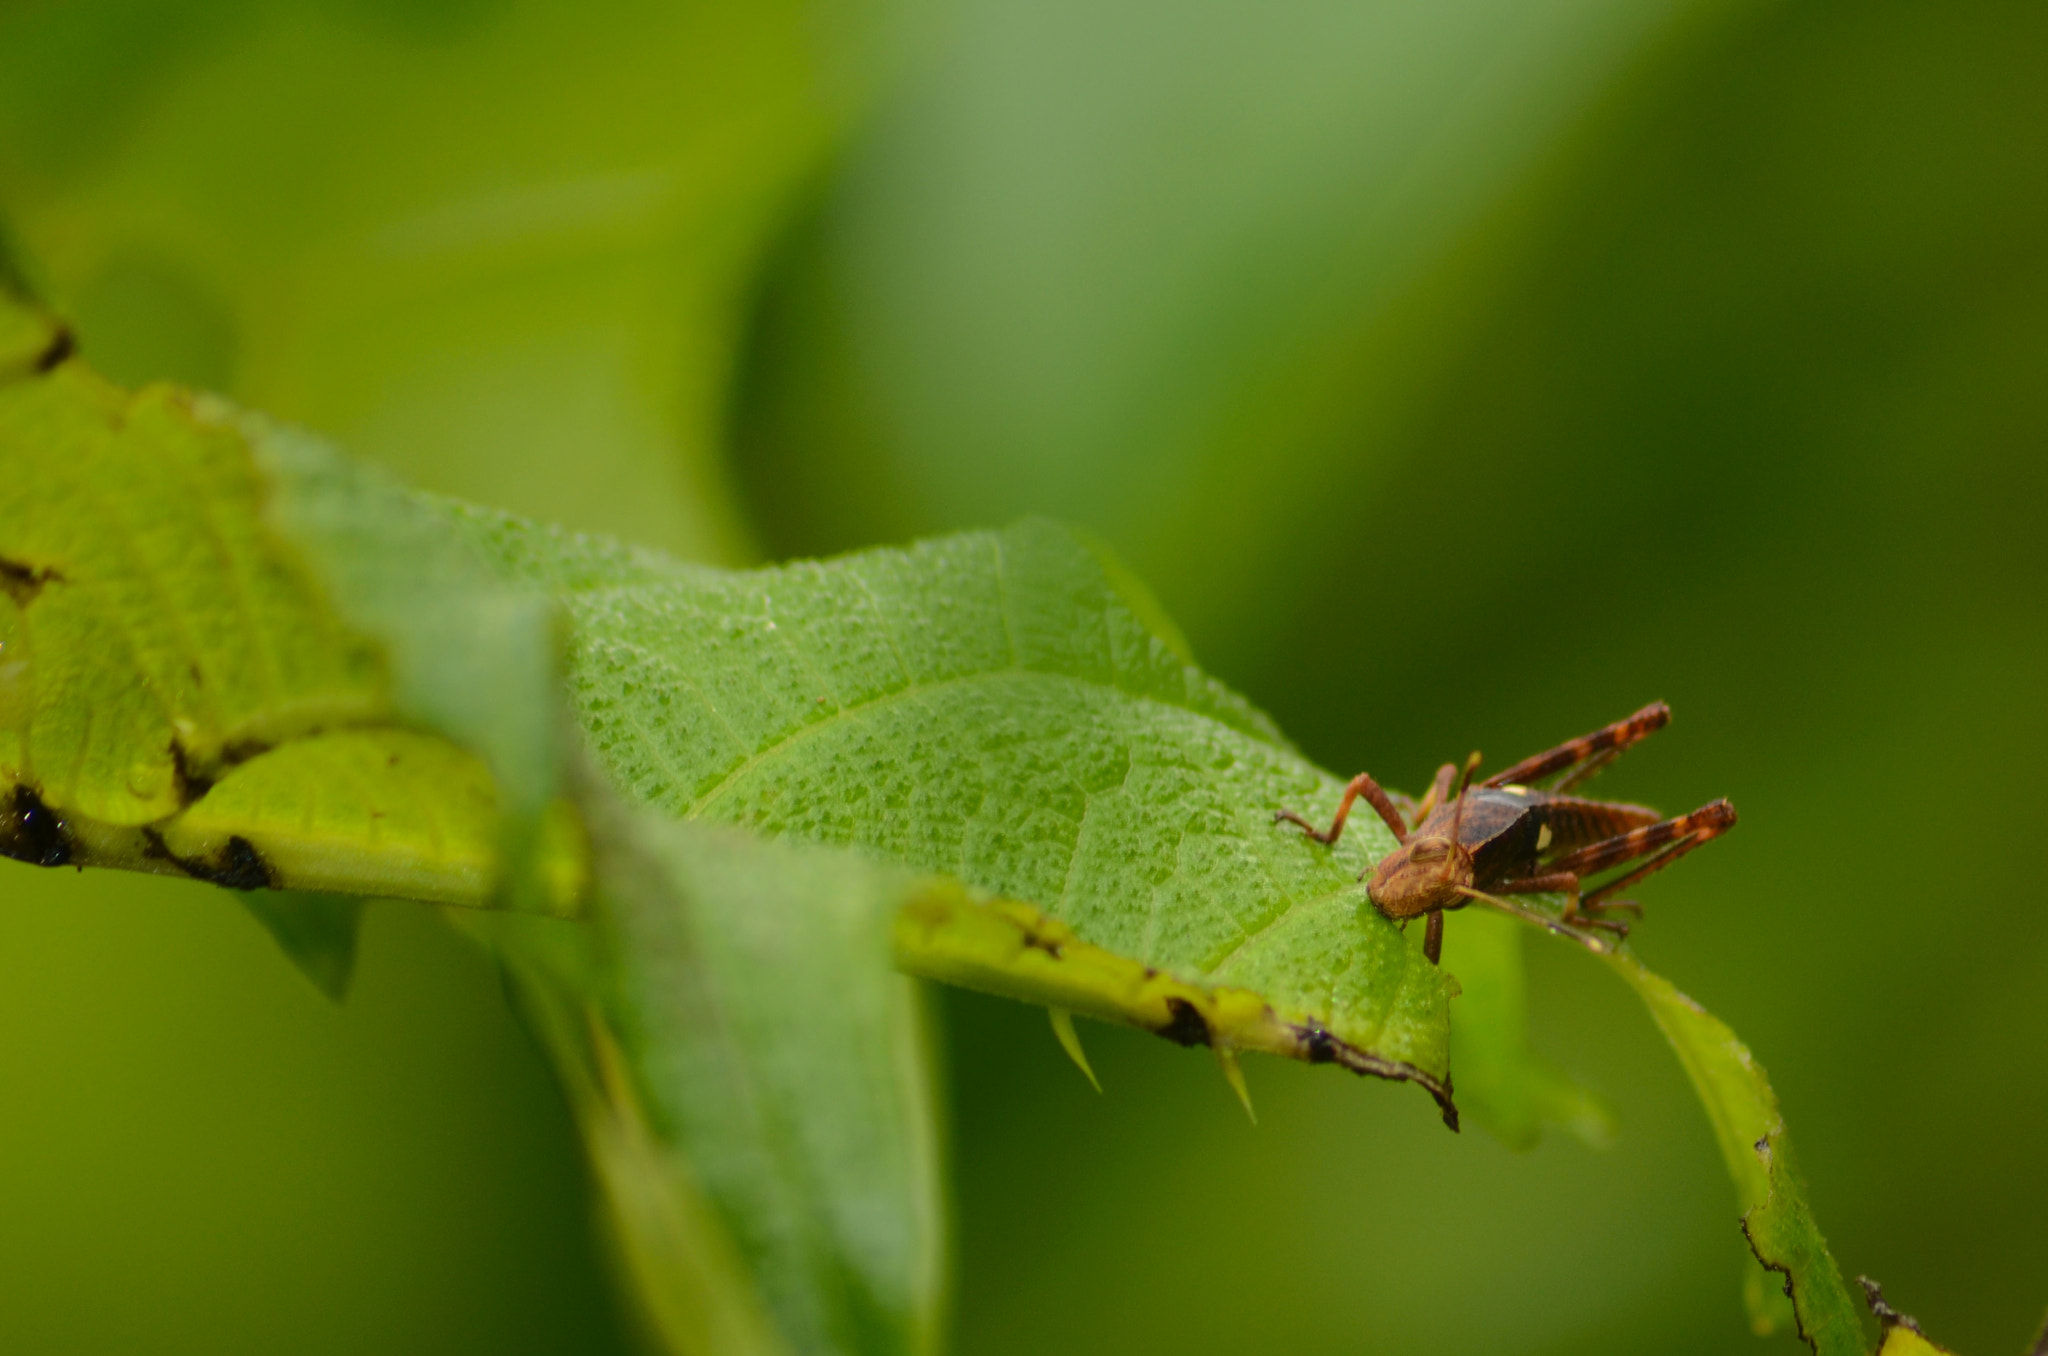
[3,0,2045,1351]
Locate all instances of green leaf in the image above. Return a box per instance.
[0,334,597,910]
[0,280,63,381]
[468,799,944,1356]
[233,412,945,1348]
[3,312,941,1352]
[1444,910,1613,1150]
[3,320,1456,1117]
[238,891,366,1003]
[0,364,385,824]
[444,506,1458,1117]
[0,356,569,906]
[0,0,929,562]
[4,273,1455,1114]
[598,817,943,1356]
[1603,944,1864,1354]
[9,293,1931,1350]
[250,415,566,825]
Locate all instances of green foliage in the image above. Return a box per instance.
[441,504,1455,1096]
[0,350,528,904]
[478,810,947,1356]
[241,402,946,1352]
[731,5,2048,1344]
[238,891,366,1002]
[1,325,1452,1350]
[2,0,2033,1341]
[0,0,927,563]
[1,304,1908,1351]
[0,368,383,828]
[1604,946,1863,1351]
[589,820,943,1356]
[1448,910,1615,1150]
[0,345,940,1349]
[7,333,1462,1102]
[255,418,567,827]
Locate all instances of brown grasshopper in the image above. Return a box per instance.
[1276,703,1735,964]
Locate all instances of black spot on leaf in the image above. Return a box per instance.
[0,556,60,605]
[33,325,75,373]
[209,837,276,891]
[1158,998,1211,1047]
[170,742,214,803]
[1019,927,1062,959]
[0,785,73,867]
[1297,1022,1337,1063]
[144,829,277,891]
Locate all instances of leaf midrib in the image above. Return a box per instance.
[679,667,1021,821]
[658,655,1402,988]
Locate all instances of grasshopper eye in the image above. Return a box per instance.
[1407,836,1452,864]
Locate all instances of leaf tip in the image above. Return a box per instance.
[1215,1045,1256,1124]
[240,892,365,1003]
[1048,1007,1102,1093]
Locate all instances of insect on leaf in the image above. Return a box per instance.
[2,270,1459,1118]
[2,283,1910,1350]
[442,505,1459,1116]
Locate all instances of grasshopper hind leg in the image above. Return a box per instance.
[1547,799,1738,908]
[1483,702,1670,792]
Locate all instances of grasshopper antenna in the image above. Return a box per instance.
[1441,751,1482,883]
[1453,885,1619,954]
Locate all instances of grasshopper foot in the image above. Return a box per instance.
[1274,807,1333,844]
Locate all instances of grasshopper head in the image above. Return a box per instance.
[1366,834,1473,920]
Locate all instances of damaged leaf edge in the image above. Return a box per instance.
[895,882,1459,1130]
[1740,1125,1829,1354]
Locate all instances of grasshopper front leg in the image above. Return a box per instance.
[1275,770,1411,847]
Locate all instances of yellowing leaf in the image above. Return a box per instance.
[1860,1279,1959,1356]
[154,729,499,903]
[0,353,557,905]
[0,368,385,824]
